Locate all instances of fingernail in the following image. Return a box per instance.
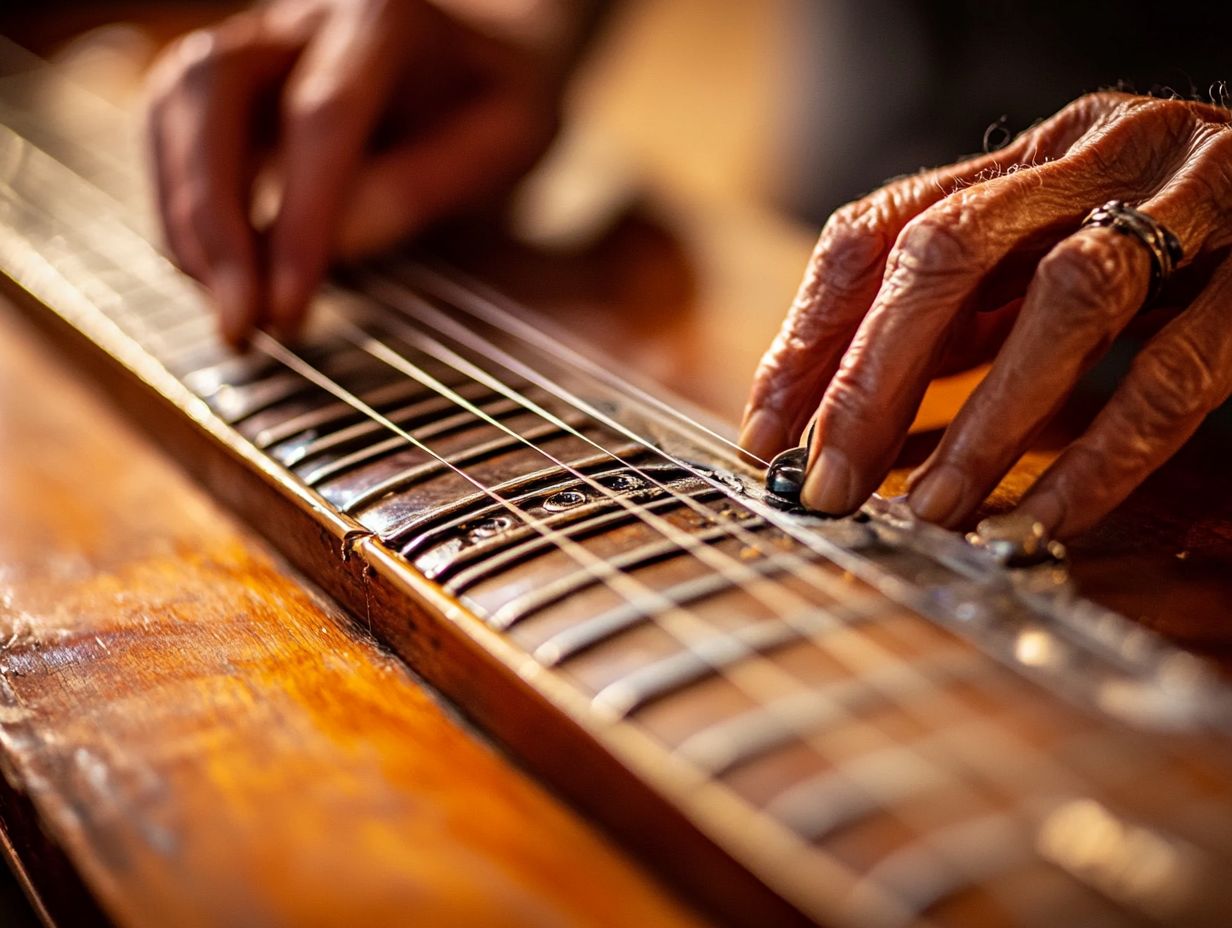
[802,446,857,514]
[908,463,969,526]
[739,408,786,459]
[1017,490,1065,535]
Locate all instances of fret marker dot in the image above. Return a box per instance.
[469,515,514,539]
[544,490,588,512]
[603,474,642,492]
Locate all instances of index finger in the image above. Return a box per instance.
[146,17,294,344]
[738,94,1112,461]
[265,3,430,336]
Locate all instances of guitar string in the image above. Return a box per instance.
[250,330,1065,906]
[249,317,1102,923]
[352,275,900,620]
[320,299,1096,806]
[330,303,1000,730]
[389,256,1084,738]
[335,312,835,623]
[403,259,772,467]
[335,306,975,669]
[2,63,1212,921]
[7,126,1089,828]
[344,270,1120,804]
[9,120,1097,825]
[365,266,920,601]
[351,281,1007,694]
[4,92,1153,921]
[0,97,923,928]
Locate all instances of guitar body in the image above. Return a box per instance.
[2,21,1232,928]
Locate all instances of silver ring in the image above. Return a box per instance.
[1081,200,1184,310]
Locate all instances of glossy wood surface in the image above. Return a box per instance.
[3,5,1232,925]
[0,299,700,928]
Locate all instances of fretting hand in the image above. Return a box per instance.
[741,92,1232,539]
[146,0,565,345]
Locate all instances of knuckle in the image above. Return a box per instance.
[1131,332,1222,423]
[1036,235,1138,326]
[809,200,892,298]
[157,17,262,97]
[1176,126,1232,203]
[1196,122,1232,162]
[1068,95,1199,184]
[1048,91,1131,140]
[1074,90,1133,112]
[893,208,977,279]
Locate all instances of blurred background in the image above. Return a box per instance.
[6,0,1232,224]
[3,1,1232,922]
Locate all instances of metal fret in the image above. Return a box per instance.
[416,472,722,584]
[422,489,725,585]
[9,73,1232,928]
[483,518,769,627]
[588,595,891,718]
[848,814,1034,928]
[182,353,281,397]
[332,418,593,514]
[674,649,981,775]
[204,350,388,424]
[534,559,878,668]
[765,724,990,841]
[255,379,484,451]
[391,455,675,549]
[296,399,524,482]
[382,448,652,548]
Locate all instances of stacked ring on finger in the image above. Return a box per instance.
[1081,199,1184,309]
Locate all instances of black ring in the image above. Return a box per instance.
[1081,200,1184,310]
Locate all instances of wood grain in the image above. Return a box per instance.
[3,6,1232,924]
[0,299,701,928]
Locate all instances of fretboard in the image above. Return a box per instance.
[4,42,1232,928]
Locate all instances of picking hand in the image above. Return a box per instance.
[146,0,562,344]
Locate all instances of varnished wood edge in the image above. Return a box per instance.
[0,760,115,928]
[0,276,816,928]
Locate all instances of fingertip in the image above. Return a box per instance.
[268,263,310,339]
[210,263,258,347]
[738,408,788,461]
[1015,488,1067,538]
[218,317,251,351]
[907,463,970,527]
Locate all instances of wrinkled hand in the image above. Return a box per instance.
[741,92,1232,539]
[147,0,561,344]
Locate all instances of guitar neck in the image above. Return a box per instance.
[3,45,1232,928]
